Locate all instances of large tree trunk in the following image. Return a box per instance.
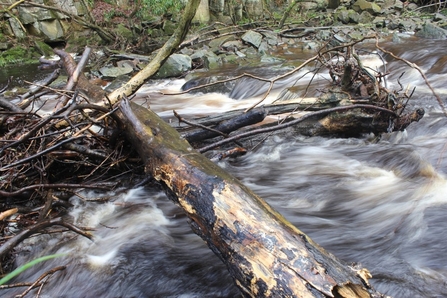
[116,100,383,297]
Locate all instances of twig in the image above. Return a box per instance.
[0,77,22,112]
[374,36,447,116]
[0,136,85,170]
[19,69,60,108]
[16,266,66,298]
[0,99,74,153]
[173,110,230,138]
[0,183,113,198]
[0,217,92,260]
[0,282,36,289]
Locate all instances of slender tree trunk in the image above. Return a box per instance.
[106,0,202,106]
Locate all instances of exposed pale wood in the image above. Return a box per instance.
[117,100,383,297]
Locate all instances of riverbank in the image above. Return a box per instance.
[0,0,446,69]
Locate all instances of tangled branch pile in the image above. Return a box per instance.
[0,69,144,277]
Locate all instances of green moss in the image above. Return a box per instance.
[0,46,40,67]
[115,24,134,39]
[34,40,53,57]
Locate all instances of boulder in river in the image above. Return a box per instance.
[241,30,263,48]
[155,53,192,78]
[415,22,447,39]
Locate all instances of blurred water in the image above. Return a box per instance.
[2,35,447,297]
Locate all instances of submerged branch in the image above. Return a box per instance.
[0,217,92,261]
[198,104,397,153]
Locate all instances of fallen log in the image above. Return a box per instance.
[117,100,384,297]
[180,107,268,143]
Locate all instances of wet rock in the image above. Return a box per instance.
[191,49,220,69]
[352,0,381,15]
[373,17,386,28]
[240,46,260,59]
[335,9,351,24]
[261,31,278,46]
[382,0,403,11]
[99,63,134,79]
[433,13,447,22]
[8,18,26,39]
[348,10,361,23]
[104,75,132,92]
[209,35,237,49]
[258,41,269,54]
[415,22,447,39]
[241,30,263,48]
[155,53,192,78]
[399,19,417,31]
[358,11,374,24]
[221,40,244,52]
[260,55,284,63]
[181,72,235,94]
[222,54,238,63]
[303,41,320,51]
[17,5,53,24]
[391,32,402,43]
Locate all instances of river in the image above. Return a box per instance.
[1,34,447,297]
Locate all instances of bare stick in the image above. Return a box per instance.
[374,36,447,116]
[0,208,18,221]
[0,282,36,289]
[19,69,60,109]
[0,217,92,260]
[0,183,113,198]
[174,110,230,138]
[55,47,91,108]
[0,136,84,170]
[16,266,66,298]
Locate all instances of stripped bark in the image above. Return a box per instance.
[116,100,384,297]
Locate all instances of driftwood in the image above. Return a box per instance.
[178,107,268,142]
[117,100,383,297]
[173,102,424,150]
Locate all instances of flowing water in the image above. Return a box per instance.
[2,34,447,297]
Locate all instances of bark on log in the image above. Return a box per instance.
[54,49,106,102]
[117,100,384,298]
[181,107,267,142]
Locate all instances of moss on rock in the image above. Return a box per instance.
[0,45,40,67]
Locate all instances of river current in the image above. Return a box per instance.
[2,34,447,297]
